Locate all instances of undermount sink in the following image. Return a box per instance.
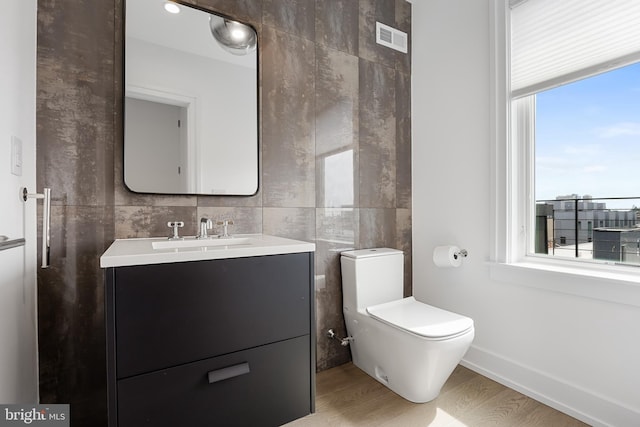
[152,237,253,250]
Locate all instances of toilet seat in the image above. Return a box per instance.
[366,297,474,340]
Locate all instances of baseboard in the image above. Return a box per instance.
[461,345,640,427]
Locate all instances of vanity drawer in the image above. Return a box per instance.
[112,253,312,378]
[116,335,312,427]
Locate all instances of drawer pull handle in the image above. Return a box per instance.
[207,362,250,384]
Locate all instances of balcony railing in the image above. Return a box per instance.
[535,196,640,265]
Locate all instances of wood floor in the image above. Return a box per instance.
[285,363,588,427]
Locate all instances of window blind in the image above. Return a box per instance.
[510,0,640,98]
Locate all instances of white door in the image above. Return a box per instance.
[125,97,185,193]
[0,0,38,403]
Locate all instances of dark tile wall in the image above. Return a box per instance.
[36,0,411,424]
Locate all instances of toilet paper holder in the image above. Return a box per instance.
[433,245,468,267]
[454,249,468,259]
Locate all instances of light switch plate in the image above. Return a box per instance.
[11,136,22,176]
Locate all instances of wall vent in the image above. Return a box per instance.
[376,22,407,53]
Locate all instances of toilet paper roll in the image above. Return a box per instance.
[433,245,463,268]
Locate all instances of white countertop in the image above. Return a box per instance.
[100,234,316,268]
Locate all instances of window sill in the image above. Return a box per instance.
[489,258,640,307]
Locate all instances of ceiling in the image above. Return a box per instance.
[126,0,256,69]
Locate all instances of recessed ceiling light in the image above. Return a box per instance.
[164,2,180,14]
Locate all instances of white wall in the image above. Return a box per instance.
[0,0,38,403]
[411,1,640,426]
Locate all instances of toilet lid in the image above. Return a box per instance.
[341,248,403,259]
[366,297,474,339]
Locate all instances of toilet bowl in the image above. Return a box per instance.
[340,248,474,403]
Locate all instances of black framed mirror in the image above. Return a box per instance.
[124,0,259,195]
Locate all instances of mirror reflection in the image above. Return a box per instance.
[125,0,259,195]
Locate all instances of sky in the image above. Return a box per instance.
[535,62,640,209]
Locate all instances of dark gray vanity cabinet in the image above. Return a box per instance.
[105,252,315,427]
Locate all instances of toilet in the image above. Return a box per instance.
[340,248,474,403]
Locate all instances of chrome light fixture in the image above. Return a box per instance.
[209,15,257,56]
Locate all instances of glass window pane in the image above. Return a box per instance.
[533,62,640,265]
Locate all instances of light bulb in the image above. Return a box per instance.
[230,27,245,41]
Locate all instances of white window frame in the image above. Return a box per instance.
[489,0,640,307]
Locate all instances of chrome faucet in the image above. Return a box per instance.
[197,218,213,239]
[167,221,185,240]
[217,219,234,238]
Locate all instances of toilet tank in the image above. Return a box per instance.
[340,248,404,313]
